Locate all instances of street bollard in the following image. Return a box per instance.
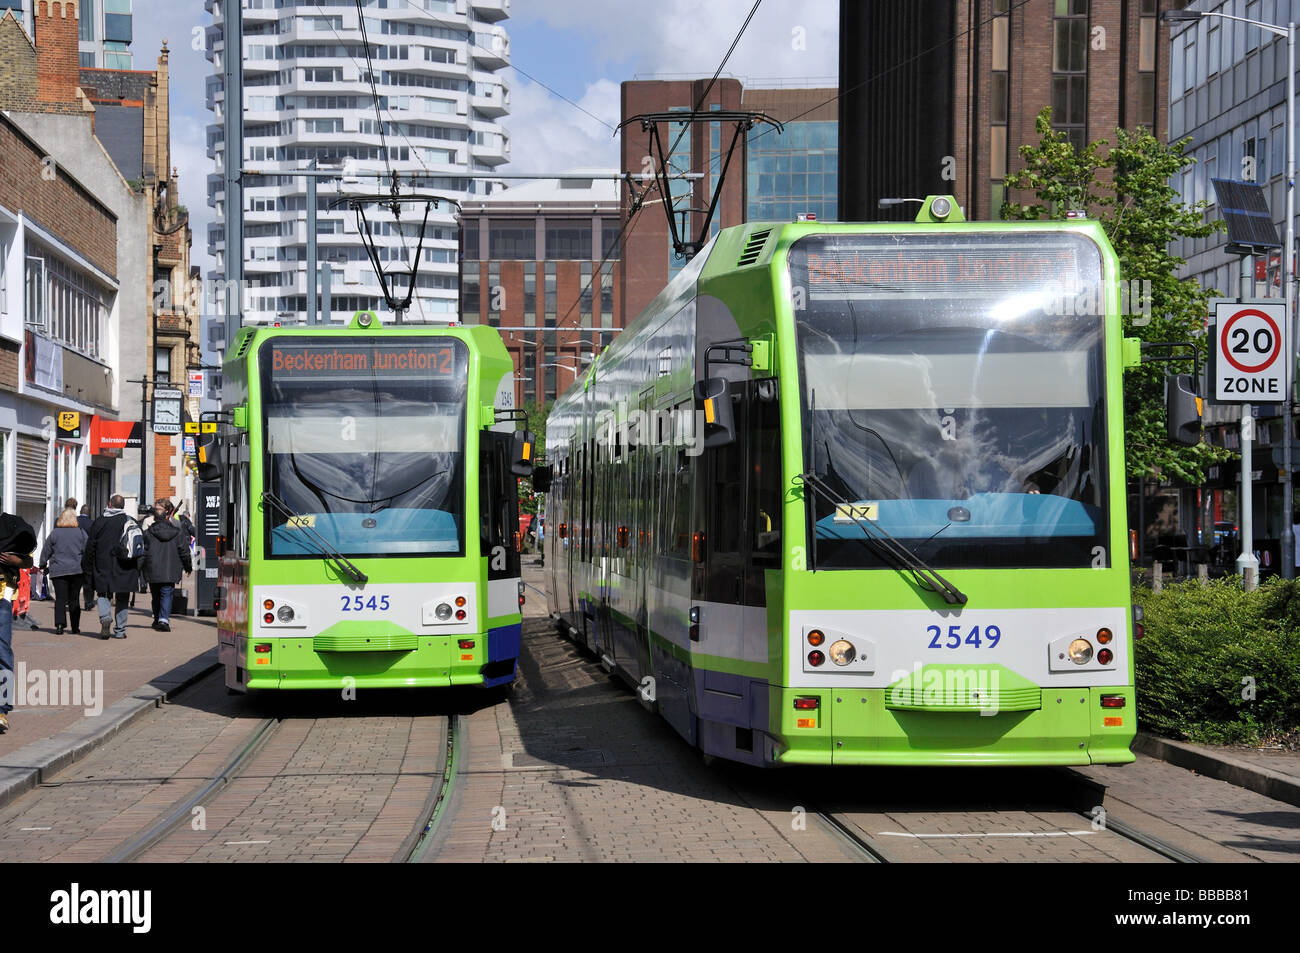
[1197,563,1208,585]
[1152,561,1163,593]
[1244,566,1257,592]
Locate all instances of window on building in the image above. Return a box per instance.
[462,219,479,261]
[1051,0,1089,152]
[545,219,592,260]
[523,263,536,325]
[601,218,622,260]
[461,267,480,322]
[488,219,535,259]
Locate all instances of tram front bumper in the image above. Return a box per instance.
[769,686,1136,766]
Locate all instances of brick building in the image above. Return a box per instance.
[1,1,196,554]
[459,176,621,409]
[839,0,1173,222]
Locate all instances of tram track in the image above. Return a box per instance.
[401,713,464,863]
[797,767,1215,864]
[103,716,282,863]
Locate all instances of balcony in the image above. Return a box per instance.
[469,132,509,166]
[470,28,509,70]
[471,83,509,117]
[470,0,510,22]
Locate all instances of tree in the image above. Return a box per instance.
[1002,108,1234,483]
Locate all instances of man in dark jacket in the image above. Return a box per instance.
[83,495,140,640]
[143,508,192,631]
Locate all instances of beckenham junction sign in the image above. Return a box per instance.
[1214,301,1288,402]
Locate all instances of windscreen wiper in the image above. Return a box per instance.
[261,490,369,585]
[796,471,968,605]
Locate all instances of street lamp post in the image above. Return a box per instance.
[1165,9,1295,581]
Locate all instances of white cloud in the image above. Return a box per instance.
[506,77,621,174]
[513,0,839,83]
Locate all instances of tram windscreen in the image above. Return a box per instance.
[789,232,1110,570]
[260,337,467,558]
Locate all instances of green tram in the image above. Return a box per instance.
[206,312,531,693]
[538,197,1184,767]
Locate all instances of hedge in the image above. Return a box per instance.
[1133,577,1300,746]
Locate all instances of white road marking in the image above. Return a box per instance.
[20,827,52,831]
[224,839,272,845]
[878,830,1096,839]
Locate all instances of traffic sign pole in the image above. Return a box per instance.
[1234,265,1261,590]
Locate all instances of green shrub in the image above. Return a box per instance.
[1134,578,1300,746]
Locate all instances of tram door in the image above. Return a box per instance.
[694,387,749,606]
[631,388,654,687]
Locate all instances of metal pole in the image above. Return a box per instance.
[222,0,244,353]
[307,161,317,326]
[140,378,149,511]
[321,262,332,326]
[1282,22,1296,579]
[1238,256,1260,590]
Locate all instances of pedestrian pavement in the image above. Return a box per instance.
[0,596,218,810]
[1134,733,1300,810]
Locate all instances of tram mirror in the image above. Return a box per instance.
[1166,373,1202,446]
[196,431,225,483]
[532,464,553,493]
[695,378,736,448]
[511,430,536,477]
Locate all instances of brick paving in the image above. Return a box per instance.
[0,674,247,862]
[427,567,856,862]
[138,710,449,863]
[0,601,216,761]
[1080,756,1300,863]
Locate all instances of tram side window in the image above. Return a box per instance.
[751,383,782,562]
[710,392,746,558]
[670,401,693,555]
[480,433,520,576]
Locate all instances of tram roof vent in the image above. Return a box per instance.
[233,328,257,360]
[737,228,773,267]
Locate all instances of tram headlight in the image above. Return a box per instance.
[435,603,452,621]
[277,606,295,623]
[930,196,953,219]
[829,639,856,666]
[1068,638,1094,665]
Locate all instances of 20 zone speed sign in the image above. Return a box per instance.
[1215,302,1288,402]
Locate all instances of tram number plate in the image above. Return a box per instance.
[927,624,1001,649]
[341,595,391,613]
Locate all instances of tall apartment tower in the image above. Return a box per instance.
[203,0,511,345]
[840,0,1172,222]
[0,0,133,67]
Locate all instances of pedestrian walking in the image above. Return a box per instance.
[39,507,88,635]
[143,500,191,632]
[78,504,96,608]
[83,494,142,640]
[77,505,96,611]
[0,512,37,733]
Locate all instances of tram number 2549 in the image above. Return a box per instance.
[927,624,1002,649]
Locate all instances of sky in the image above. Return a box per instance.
[129,0,840,304]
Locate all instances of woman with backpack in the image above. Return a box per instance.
[39,507,88,634]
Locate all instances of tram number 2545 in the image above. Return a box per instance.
[927,624,1002,649]
[341,595,391,612]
